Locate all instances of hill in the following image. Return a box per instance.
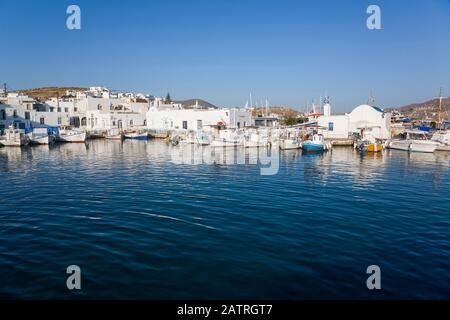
[395,97,450,120]
[18,87,88,101]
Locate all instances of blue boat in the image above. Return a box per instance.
[301,134,331,153]
[124,131,148,140]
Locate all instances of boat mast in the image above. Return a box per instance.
[438,87,443,129]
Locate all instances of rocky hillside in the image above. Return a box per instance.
[395,97,450,120]
[17,87,88,101]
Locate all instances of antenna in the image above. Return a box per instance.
[368,90,376,105]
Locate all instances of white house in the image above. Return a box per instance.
[0,93,70,131]
[318,102,391,140]
[146,104,252,131]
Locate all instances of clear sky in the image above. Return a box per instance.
[1,0,449,111]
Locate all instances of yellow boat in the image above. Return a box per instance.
[367,143,382,152]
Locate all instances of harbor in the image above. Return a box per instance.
[1,138,450,299]
[2,87,450,155]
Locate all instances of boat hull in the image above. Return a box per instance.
[124,133,148,140]
[105,135,124,140]
[389,140,411,151]
[279,139,300,150]
[56,132,86,143]
[302,142,324,153]
[211,139,242,147]
[30,135,51,145]
[410,141,438,153]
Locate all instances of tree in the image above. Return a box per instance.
[281,109,299,126]
[165,92,172,103]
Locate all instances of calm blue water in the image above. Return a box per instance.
[1,140,450,299]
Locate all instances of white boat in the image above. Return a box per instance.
[388,130,438,153]
[194,131,211,145]
[211,129,243,147]
[432,131,450,151]
[105,128,124,140]
[29,134,53,145]
[0,126,29,147]
[410,140,439,153]
[124,131,148,140]
[56,127,87,143]
[28,128,54,145]
[211,138,243,147]
[279,138,300,150]
[388,139,411,151]
[244,131,269,148]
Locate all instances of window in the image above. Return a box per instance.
[65,108,69,113]
[57,107,61,112]
[74,107,78,112]
[98,104,102,110]
[57,117,62,125]
[1,110,6,120]
[197,120,202,130]
[25,112,30,120]
[144,120,147,126]
[130,120,134,127]
[182,121,188,130]
[13,110,17,118]
[237,122,241,128]
[40,117,45,125]
[328,122,334,131]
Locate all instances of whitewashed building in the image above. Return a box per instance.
[318,102,391,140]
[0,93,70,131]
[146,102,252,131]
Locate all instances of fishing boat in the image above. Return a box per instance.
[432,131,450,151]
[301,134,331,152]
[354,133,382,153]
[56,126,86,143]
[244,131,269,148]
[194,131,211,145]
[124,131,148,140]
[0,126,29,147]
[387,130,439,153]
[279,138,300,150]
[211,138,242,147]
[431,88,450,151]
[105,128,124,140]
[210,129,243,147]
[28,128,55,145]
[88,130,106,139]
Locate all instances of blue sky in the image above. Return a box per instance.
[1,0,449,111]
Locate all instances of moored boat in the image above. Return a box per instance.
[279,138,300,150]
[56,127,87,143]
[301,134,331,152]
[388,130,439,153]
[0,126,29,147]
[124,131,148,140]
[28,128,55,145]
[105,128,124,140]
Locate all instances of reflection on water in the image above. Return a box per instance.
[1,140,450,299]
